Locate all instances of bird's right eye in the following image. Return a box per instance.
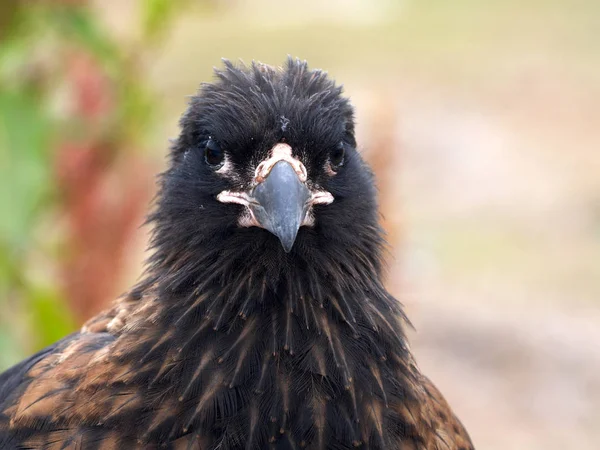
[329,141,346,171]
[203,139,225,169]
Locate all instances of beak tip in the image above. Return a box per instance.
[277,231,298,253]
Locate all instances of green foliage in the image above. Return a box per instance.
[0,1,189,371]
[0,89,54,251]
[143,0,188,41]
[0,78,61,369]
[0,328,23,373]
[27,284,76,349]
[50,6,120,68]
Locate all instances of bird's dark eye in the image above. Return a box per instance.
[203,139,224,169]
[330,142,346,171]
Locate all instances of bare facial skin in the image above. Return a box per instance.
[255,143,307,183]
[217,143,334,230]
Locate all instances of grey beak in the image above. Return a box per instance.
[250,161,310,252]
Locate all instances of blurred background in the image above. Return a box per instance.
[1,0,599,448]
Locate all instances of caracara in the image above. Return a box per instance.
[0,59,474,450]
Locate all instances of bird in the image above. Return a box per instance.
[0,58,474,450]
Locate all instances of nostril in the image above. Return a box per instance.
[255,161,267,183]
[254,143,309,184]
[296,161,308,182]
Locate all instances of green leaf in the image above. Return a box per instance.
[27,285,76,350]
[143,0,175,40]
[0,89,54,252]
[0,327,25,371]
[50,6,120,69]
[142,0,190,41]
[0,0,22,42]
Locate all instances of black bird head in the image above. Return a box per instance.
[149,58,385,299]
[0,59,474,450]
[0,58,476,450]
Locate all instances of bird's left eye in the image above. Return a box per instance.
[203,139,224,169]
[330,141,346,171]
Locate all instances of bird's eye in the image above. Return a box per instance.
[330,142,346,171]
[203,139,224,169]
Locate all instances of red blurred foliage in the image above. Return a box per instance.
[68,51,114,120]
[55,52,154,322]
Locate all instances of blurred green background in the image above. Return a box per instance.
[1,1,599,448]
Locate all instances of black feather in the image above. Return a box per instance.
[0,58,473,450]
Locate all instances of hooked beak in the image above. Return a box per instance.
[251,161,310,252]
[216,143,334,253]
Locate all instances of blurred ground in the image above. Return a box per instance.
[4,0,600,448]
